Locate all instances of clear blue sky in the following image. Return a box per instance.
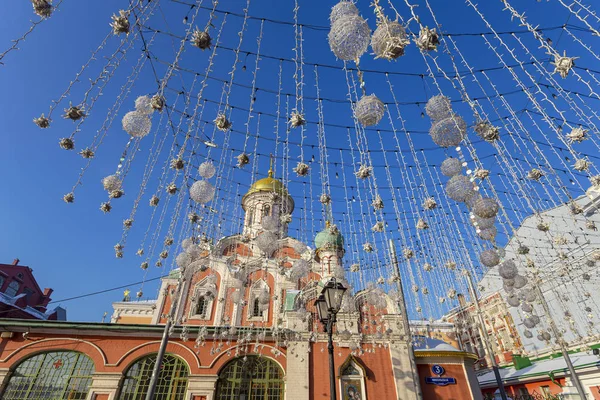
[0,0,596,321]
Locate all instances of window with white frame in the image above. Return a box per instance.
[248,280,269,322]
[189,278,216,320]
[339,357,367,400]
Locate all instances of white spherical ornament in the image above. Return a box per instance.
[525,290,537,303]
[102,175,122,192]
[474,216,495,230]
[371,20,409,60]
[330,1,358,24]
[523,329,533,338]
[425,95,452,121]
[176,252,192,268]
[261,215,280,232]
[429,115,466,147]
[499,260,518,279]
[506,293,520,307]
[464,193,482,210]
[480,249,500,267]
[473,197,500,218]
[190,180,215,204]
[289,259,310,280]
[186,246,202,261]
[521,302,533,313]
[523,318,536,329]
[440,157,462,177]
[256,231,278,254]
[328,14,370,61]
[445,175,474,202]
[198,161,216,179]
[478,226,497,241]
[181,238,195,250]
[122,110,152,137]
[354,94,385,126]
[513,274,528,289]
[135,95,154,115]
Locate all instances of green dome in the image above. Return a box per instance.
[315,226,344,250]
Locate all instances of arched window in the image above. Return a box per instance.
[119,354,188,400]
[339,357,366,400]
[262,204,271,217]
[253,298,262,318]
[215,356,284,400]
[5,280,19,297]
[195,296,208,317]
[2,351,94,400]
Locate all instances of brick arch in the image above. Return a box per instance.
[0,338,107,371]
[114,341,201,372]
[209,344,286,373]
[272,246,301,260]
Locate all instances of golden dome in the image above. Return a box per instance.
[245,167,289,197]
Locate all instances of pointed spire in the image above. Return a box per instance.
[268,153,274,178]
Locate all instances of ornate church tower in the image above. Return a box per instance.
[241,163,294,237]
[314,221,345,277]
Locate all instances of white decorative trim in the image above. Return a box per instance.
[0,338,108,365]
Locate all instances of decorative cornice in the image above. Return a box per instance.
[414,350,479,360]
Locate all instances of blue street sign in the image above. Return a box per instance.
[425,377,457,386]
[431,364,445,376]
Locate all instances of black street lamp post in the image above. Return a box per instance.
[315,279,347,400]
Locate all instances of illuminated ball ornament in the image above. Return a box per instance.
[472,197,499,218]
[499,260,518,279]
[445,175,474,202]
[198,161,216,179]
[134,96,155,115]
[122,110,152,138]
[477,226,497,241]
[354,94,385,127]
[513,275,528,289]
[102,175,122,192]
[425,95,452,121]
[189,180,215,204]
[506,293,520,307]
[371,20,410,60]
[480,249,500,267]
[256,231,278,255]
[440,157,462,177]
[328,14,371,61]
[261,215,280,232]
[330,1,359,24]
[429,115,466,147]
[474,216,495,230]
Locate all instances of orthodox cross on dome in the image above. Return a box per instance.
[268,153,275,178]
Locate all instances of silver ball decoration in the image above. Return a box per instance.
[473,197,500,219]
[190,180,215,204]
[110,10,130,35]
[445,175,474,202]
[192,29,212,50]
[523,329,533,338]
[524,290,537,303]
[328,14,371,61]
[480,249,500,267]
[513,275,528,289]
[371,20,409,60]
[430,115,466,147]
[465,193,482,210]
[473,216,495,230]
[477,226,497,241]
[198,161,216,179]
[523,318,536,329]
[176,252,192,268]
[330,1,359,24]
[102,175,122,192]
[122,110,152,137]
[354,94,385,127]
[440,157,462,177]
[261,215,280,232]
[134,96,154,115]
[289,260,310,280]
[499,260,518,279]
[415,26,440,51]
[521,302,533,313]
[506,293,520,307]
[256,231,278,255]
[425,95,452,121]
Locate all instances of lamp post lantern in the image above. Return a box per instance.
[315,278,347,400]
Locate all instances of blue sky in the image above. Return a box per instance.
[0,0,598,322]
